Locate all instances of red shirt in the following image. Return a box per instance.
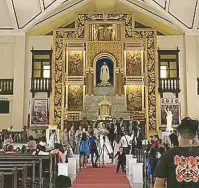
[153,140,160,147]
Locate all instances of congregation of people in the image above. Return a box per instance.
[1,116,199,188]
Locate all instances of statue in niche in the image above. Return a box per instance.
[100,62,110,84]
[96,56,114,87]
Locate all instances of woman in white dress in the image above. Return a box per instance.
[49,130,56,149]
[69,125,75,152]
[75,126,83,154]
[98,122,113,163]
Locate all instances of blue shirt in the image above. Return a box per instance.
[88,136,97,150]
[79,140,89,155]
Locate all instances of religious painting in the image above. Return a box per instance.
[96,56,114,87]
[126,50,142,76]
[126,85,143,111]
[161,98,180,126]
[31,99,49,125]
[68,51,84,76]
[93,23,118,41]
[68,85,83,111]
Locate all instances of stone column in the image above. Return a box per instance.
[12,35,26,129]
[184,35,198,117]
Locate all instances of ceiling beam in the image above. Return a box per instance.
[6,0,19,31]
[192,0,199,30]
[143,0,188,32]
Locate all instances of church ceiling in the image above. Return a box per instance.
[0,0,198,35]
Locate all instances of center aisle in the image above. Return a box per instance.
[72,164,132,188]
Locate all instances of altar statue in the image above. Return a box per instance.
[100,62,110,84]
[165,107,173,131]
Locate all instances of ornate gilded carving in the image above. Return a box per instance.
[126,85,142,111]
[55,30,78,39]
[132,31,156,131]
[68,85,83,111]
[76,13,133,39]
[87,42,123,67]
[68,51,84,76]
[90,23,121,41]
[126,50,142,76]
[54,38,64,127]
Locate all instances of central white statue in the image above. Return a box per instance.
[100,62,110,84]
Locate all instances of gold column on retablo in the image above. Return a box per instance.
[121,70,124,95]
[118,69,122,96]
[85,69,89,95]
[115,70,119,95]
[90,70,94,95]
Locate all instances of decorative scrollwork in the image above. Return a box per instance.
[132,31,157,131]
[54,38,64,127]
[87,42,123,67]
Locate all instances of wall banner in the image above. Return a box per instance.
[161,98,180,126]
[31,99,49,125]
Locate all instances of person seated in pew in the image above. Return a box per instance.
[34,144,49,156]
[55,175,71,188]
[5,145,16,154]
[51,143,67,163]
[27,135,37,152]
[21,145,27,153]
[39,136,47,152]
[3,134,13,147]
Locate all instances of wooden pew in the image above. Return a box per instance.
[0,166,27,188]
[1,167,18,188]
[0,172,4,188]
[0,155,55,188]
[0,161,39,187]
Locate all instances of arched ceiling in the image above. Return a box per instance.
[0,0,198,35]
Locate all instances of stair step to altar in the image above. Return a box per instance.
[94,87,115,95]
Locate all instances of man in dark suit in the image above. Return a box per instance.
[107,122,115,147]
[169,130,179,147]
[117,118,125,136]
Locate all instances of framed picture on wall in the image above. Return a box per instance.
[31,99,49,125]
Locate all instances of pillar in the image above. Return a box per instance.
[184,35,198,118]
[12,35,26,129]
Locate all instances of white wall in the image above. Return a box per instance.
[0,35,26,130]
[0,35,52,130]
[0,36,15,129]
[157,35,186,122]
[184,35,199,119]
[0,36,15,78]
[24,36,53,125]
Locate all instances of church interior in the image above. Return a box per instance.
[0,0,199,187]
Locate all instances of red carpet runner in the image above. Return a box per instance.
[72,164,132,188]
